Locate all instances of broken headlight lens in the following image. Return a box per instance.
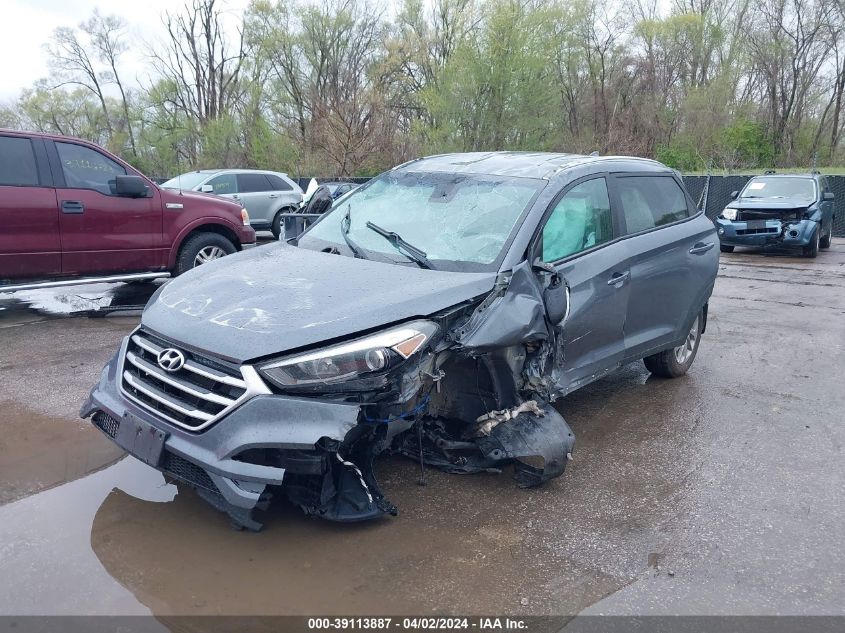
[722,208,737,221]
[258,320,439,388]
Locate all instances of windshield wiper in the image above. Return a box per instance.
[340,205,367,259]
[365,221,435,270]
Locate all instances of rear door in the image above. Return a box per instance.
[612,173,717,361]
[236,173,276,225]
[0,134,61,280]
[535,175,631,393]
[49,140,161,275]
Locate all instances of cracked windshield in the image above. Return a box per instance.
[302,172,542,267]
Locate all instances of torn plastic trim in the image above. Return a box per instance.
[400,399,574,486]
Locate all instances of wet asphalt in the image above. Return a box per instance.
[0,240,843,619]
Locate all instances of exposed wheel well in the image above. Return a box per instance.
[181,224,241,252]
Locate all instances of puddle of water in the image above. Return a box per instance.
[0,456,173,615]
[0,403,125,505]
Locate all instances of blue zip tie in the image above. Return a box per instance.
[363,394,430,423]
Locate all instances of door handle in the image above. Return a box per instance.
[689,242,715,255]
[607,271,630,286]
[61,200,84,214]
[268,194,280,199]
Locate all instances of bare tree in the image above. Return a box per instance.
[150,0,246,128]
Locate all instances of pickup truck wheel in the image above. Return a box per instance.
[802,226,820,258]
[175,232,236,275]
[819,224,832,249]
[719,244,735,253]
[643,314,702,378]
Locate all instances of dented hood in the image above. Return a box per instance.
[141,243,496,363]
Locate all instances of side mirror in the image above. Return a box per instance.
[114,175,150,198]
[533,258,570,325]
[200,184,214,193]
[823,191,834,201]
[730,190,739,199]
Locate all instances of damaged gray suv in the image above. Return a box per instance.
[82,152,719,529]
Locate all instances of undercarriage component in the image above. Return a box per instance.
[472,399,544,436]
[282,438,398,522]
[196,487,266,532]
[476,404,574,487]
[400,400,574,487]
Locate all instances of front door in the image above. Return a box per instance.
[0,135,60,280]
[537,176,631,394]
[50,140,161,275]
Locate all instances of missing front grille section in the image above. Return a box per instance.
[92,412,120,438]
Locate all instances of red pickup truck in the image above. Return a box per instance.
[0,130,256,290]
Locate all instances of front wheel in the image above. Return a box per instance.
[174,232,236,275]
[719,244,735,253]
[802,226,820,258]
[819,223,832,249]
[643,313,702,378]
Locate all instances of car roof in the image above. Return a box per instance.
[398,151,668,179]
[205,168,289,175]
[751,173,817,179]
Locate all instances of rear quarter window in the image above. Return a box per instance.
[0,136,39,187]
[617,176,690,234]
[266,174,293,191]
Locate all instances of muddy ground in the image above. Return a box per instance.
[0,241,843,620]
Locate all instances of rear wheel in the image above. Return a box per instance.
[719,244,735,253]
[174,232,236,275]
[802,226,820,258]
[643,314,702,378]
[819,223,832,249]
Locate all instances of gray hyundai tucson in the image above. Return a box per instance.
[82,152,719,530]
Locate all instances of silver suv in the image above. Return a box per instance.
[162,169,303,238]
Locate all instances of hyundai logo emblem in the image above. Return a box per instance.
[157,348,186,372]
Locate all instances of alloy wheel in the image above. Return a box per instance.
[194,246,226,266]
[674,316,699,364]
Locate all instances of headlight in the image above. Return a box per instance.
[722,208,737,221]
[259,320,439,389]
[241,208,250,225]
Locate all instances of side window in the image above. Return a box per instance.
[207,173,238,194]
[237,173,273,193]
[266,174,293,191]
[541,177,613,262]
[0,136,39,187]
[55,142,125,195]
[617,176,689,234]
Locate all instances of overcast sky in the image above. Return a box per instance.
[0,0,249,102]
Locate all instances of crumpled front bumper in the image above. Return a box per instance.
[80,335,361,528]
[715,217,817,248]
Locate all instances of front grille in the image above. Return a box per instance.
[161,451,218,493]
[737,210,802,222]
[92,411,120,438]
[736,227,779,235]
[121,329,248,432]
